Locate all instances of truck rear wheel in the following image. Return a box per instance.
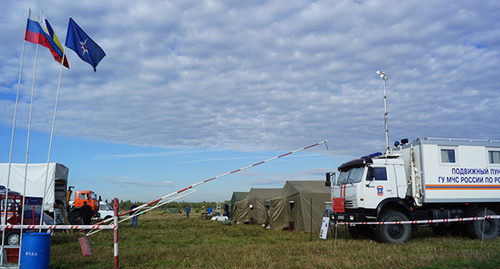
[466,208,499,239]
[68,210,81,225]
[375,210,411,244]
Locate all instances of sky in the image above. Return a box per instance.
[1,1,499,203]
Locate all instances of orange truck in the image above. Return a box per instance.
[67,189,101,225]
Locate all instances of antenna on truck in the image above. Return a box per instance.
[376,70,389,155]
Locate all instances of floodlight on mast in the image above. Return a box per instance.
[376,70,388,81]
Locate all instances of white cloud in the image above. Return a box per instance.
[2,0,500,158]
[98,177,173,187]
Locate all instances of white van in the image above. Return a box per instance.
[98,202,114,220]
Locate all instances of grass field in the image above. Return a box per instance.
[48,209,500,268]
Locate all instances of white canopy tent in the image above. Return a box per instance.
[0,163,69,212]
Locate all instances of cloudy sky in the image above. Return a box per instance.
[1,1,499,203]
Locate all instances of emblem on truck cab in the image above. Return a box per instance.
[377,185,384,196]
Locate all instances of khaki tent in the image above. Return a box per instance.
[234,188,281,225]
[229,192,248,220]
[269,181,330,232]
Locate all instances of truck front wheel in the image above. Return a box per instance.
[466,208,499,239]
[375,210,411,244]
[68,210,81,225]
[4,231,20,245]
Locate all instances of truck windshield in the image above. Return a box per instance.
[101,203,112,211]
[337,167,365,185]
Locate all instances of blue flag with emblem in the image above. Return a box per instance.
[65,17,105,72]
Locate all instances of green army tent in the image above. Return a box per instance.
[164,208,181,214]
[229,191,249,220]
[234,188,281,225]
[269,181,330,232]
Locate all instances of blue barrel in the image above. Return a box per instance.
[20,232,50,269]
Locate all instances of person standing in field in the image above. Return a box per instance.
[224,202,229,217]
[79,201,93,225]
[130,203,139,227]
[184,205,191,218]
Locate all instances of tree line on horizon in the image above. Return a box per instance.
[106,200,227,211]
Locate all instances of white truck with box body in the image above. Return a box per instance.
[0,163,69,224]
[326,138,500,243]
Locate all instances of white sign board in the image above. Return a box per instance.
[319,217,330,240]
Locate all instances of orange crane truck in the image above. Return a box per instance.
[67,187,101,225]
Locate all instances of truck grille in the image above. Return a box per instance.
[344,199,355,208]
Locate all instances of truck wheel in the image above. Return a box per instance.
[68,210,81,225]
[5,231,20,245]
[466,208,499,239]
[375,210,411,244]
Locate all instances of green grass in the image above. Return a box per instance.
[47,210,500,268]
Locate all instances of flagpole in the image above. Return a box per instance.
[19,13,42,263]
[39,51,66,229]
[0,12,29,264]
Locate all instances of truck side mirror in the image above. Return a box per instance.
[99,196,102,202]
[368,167,375,181]
[325,172,336,186]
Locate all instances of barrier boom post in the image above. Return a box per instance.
[113,198,119,269]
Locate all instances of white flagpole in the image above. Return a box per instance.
[39,50,66,229]
[38,12,67,229]
[0,10,29,264]
[19,12,43,263]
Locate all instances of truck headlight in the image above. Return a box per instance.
[349,215,355,221]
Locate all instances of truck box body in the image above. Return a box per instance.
[0,163,69,212]
[394,138,500,204]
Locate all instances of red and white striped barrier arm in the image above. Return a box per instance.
[92,140,329,228]
[336,215,500,226]
[0,224,115,230]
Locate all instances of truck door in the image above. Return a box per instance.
[394,164,407,199]
[364,165,398,209]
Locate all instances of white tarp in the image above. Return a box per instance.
[0,163,69,211]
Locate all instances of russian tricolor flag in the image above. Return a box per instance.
[25,10,69,68]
